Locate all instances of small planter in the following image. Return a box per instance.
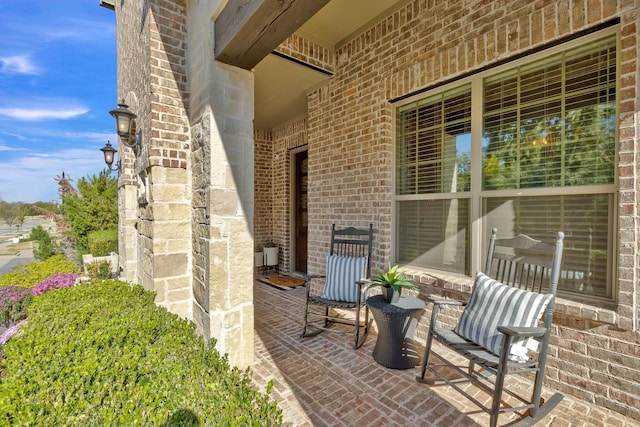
[381,286,401,303]
[263,246,278,266]
[368,264,417,304]
[82,252,119,275]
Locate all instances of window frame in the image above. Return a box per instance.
[392,27,619,304]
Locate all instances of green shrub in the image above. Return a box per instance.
[61,170,117,256]
[32,235,56,261]
[30,225,59,261]
[29,225,49,242]
[0,255,79,288]
[0,280,282,425]
[75,244,89,266]
[87,229,118,257]
[85,260,112,280]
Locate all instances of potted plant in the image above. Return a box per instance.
[368,264,417,303]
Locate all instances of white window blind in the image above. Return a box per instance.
[395,31,617,299]
[482,35,616,190]
[396,85,471,195]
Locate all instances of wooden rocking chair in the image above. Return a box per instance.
[301,224,373,349]
[417,228,565,427]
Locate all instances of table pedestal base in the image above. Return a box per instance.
[367,295,425,369]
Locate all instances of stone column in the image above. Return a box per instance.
[118,182,138,281]
[187,0,255,368]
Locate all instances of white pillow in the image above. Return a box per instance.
[320,255,368,303]
[454,272,552,362]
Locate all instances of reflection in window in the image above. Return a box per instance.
[395,32,617,300]
[483,195,612,298]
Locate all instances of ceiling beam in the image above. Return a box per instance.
[215,0,330,70]
[99,0,115,11]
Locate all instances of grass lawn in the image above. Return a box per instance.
[0,241,34,256]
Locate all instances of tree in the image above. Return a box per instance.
[31,225,59,260]
[55,171,77,198]
[31,201,61,216]
[60,170,118,257]
[16,203,27,231]
[0,201,20,233]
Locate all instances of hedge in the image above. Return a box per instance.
[87,229,118,257]
[0,255,79,288]
[0,280,282,426]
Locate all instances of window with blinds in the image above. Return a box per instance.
[395,30,617,300]
[395,86,472,275]
[396,86,472,195]
[482,35,616,190]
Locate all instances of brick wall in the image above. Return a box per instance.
[254,129,273,254]
[275,33,335,74]
[114,0,152,283]
[148,0,189,170]
[255,118,308,274]
[116,0,640,413]
[300,0,640,420]
[148,0,191,318]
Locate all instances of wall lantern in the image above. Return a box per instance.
[100,141,119,172]
[109,100,140,148]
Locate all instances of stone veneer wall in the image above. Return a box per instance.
[144,0,191,319]
[304,0,640,420]
[186,0,255,368]
[116,0,255,368]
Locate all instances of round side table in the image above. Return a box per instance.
[366,294,426,369]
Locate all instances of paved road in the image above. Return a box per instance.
[0,252,35,276]
[0,216,49,276]
[0,217,49,241]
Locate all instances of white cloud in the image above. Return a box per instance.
[58,131,116,143]
[0,131,30,142]
[0,55,40,75]
[0,147,109,203]
[0,107,89,121]
[0,143,22,152]
[45,18,115,42]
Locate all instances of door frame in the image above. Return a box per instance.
[289,146,308,275]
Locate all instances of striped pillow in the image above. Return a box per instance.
[454,272,552,361]
[321,255,368,303]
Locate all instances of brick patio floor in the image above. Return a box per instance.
[251,279,639,427]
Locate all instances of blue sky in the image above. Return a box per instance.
[0,1,117,203]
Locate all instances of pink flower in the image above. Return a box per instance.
[32,273,79,296]
[0,319,27,345]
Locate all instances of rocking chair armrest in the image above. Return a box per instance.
[426,296,466,307]
[497,325,547,338]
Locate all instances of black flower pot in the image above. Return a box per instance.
[381,286,401,303]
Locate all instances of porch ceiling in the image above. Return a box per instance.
[254,0,409,130]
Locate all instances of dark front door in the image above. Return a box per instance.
[294,150,308,274]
